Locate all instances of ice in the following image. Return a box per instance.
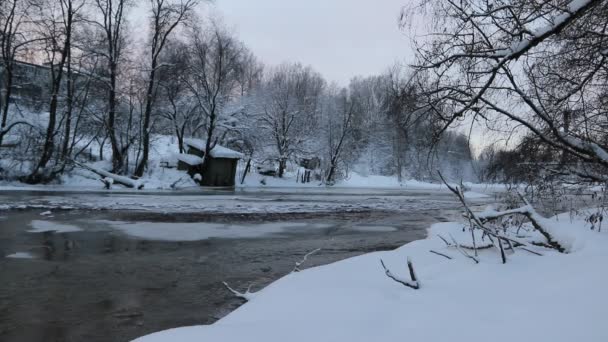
[104,221,331,241]
[6,252,35,259]
[350,225,397,232]
[28,220,82,233]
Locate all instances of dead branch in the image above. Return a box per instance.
[71,159,143,189]
[292,248,321,273]
[437,234,452,246]
[477,197,566,253]
[380,258,420,290]
[449,234,479,264]
[429,250,453,260]
[223,281,257,301]
[518,247,543,256]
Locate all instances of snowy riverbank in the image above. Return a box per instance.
[134,208,608,342]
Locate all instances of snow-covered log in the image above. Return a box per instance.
[72,160,144,189]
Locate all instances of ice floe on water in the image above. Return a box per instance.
[103,221,333,241]
[5,252,35,259]
[28,220,82,233]
[350,225,398,232]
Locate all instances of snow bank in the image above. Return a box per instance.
[135,210,608,342]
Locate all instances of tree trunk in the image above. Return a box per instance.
[278,158,286,178]
[60,47,73,161]
[30,2,72,180]
[134,66,157,177]
[108,64,124,173]
[0,66,14,147]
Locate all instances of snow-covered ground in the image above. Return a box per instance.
[1,134,500,193]
[134,208,608,342]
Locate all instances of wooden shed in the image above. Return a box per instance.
[181,138,244,187]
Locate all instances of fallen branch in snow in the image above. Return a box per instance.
[292,248,321,273]
[223,281,257,301]
[380,258,420,290]
[518,247,544,256]
[437,234,451,247]
[437,172,536,262]
[449,234,480,264]
[71,160,144,189]
[477,195,566,253]
[429,250,453,260]
[100,177,114,189]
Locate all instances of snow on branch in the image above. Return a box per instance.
[437,171,527,263]
[223,282,258,301]
[292,248,321,273]
[380,258,420,290]
[71,160,144,189]
[477,199,566,253]
[449,234,480,264]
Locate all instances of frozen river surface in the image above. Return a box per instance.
[0,187,491,342]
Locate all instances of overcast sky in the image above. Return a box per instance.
[211,0,414,86]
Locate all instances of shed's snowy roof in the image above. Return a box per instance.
[183,138,244,159]
[174,153,204,166]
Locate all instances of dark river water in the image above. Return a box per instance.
[0,188,491,342]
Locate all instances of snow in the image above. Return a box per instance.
[351,225,398,232]
[27,220,82,233]
[5,252,35,259]
[183,138,244,159]
[563,135,608,163]
[105,221,332,241]
[174,153,204,166]
[134,209,608,342]
[463,191,489,199]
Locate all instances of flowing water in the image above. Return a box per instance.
[0,187,491,341]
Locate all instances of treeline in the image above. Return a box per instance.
[0,0,474,184]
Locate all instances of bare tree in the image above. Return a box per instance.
[258,63,325,178]
[182,25,245,171]
[134,0,197,177]
[406,0,608,182]
[90,0,131,173]
[0,0,40,147]
[323,87,355,184]
[29,0,83,181]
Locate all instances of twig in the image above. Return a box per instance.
[223,281,257,301]
[437,234,452,246]
[518,247,543,256]
[449,234,479,264]
[429,250,453,260]
[292,248,321,273]
[380,258,420,290]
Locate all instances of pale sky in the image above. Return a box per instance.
[211,0,414,85]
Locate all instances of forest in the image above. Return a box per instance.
[0,0,477,187]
